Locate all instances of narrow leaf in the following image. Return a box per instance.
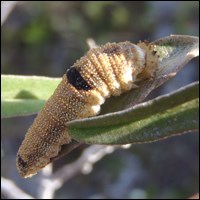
[1,75,61,117]
[67,82,199,144]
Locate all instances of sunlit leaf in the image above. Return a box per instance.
[1,75,61,117]
[67,82,199,144]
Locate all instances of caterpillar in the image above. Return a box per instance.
[16,41,159,178]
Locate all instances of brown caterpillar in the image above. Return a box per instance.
[17,41,159,178]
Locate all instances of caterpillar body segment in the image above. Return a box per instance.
[16,78,102,178]
[17,41,157,178]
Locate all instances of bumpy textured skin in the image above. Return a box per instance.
[17,41,157,178]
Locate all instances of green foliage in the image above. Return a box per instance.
[1,75,60,117]
[67,82,199,144]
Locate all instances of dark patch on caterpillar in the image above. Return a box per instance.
[152,50,157,56]
[66,67,92,91]
[103,46,120,55]
[17,154,27,169]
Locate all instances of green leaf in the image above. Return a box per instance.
[1,75,61,117]
[67,82,199,144]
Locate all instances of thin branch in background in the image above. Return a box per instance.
[38,144,130,199]
[1,1,18,25]
[188,193,199,199]
[52,145,114,179]
[86,38,98,49]
[1,177,35,199]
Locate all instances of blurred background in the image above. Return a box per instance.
[1,1,199,199]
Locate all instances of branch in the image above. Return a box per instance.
[1,177,34,199]
[38,144,130,199]
[1,1,18,25]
